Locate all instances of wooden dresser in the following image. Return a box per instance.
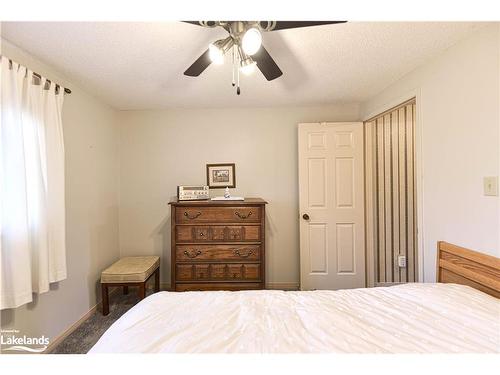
[169,198,267,291]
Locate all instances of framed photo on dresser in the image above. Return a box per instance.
[206,163,236,188]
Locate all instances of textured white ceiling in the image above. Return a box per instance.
[1,21,485,109]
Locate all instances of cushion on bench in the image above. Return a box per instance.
[101,256,160,283]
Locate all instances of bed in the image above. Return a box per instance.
[89,242,500,353]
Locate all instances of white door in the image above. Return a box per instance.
[298,122,365,290]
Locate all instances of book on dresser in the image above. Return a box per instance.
[169,198,267,292]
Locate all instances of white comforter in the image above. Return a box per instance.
[89,283,500,353]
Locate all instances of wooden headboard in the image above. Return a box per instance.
[437,241,500,298]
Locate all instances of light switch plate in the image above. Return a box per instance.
[484,176,498,196]
[398,255,406,268]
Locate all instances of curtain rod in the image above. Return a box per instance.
[2,55,72,94]
[32,71,72,95]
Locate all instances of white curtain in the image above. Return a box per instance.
[0,56,66,309]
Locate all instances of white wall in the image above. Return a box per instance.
[117,105,360,288]
[0,39,120,343]
[361,24,500,282]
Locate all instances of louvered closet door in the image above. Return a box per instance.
[365,99,417,286]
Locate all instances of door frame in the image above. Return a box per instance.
[363,90,425,284]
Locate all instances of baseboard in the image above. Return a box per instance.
[266,282,300,290]
[44,287,119,354]
[160,282,172,291]
[161,282,300,291]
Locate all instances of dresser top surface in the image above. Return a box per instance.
[169,197,267,206]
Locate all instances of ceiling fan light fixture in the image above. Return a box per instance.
[208,43,224,64]
[242,27,262,55]
[208,36,234,64]
[240,57,257,75]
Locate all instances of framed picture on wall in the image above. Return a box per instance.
[206,163,236,189]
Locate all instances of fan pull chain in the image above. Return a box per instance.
[231,46,236,87]
[237,53,241,95]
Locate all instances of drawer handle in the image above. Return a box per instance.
[183,250,202,258]
[184,211,202,220]
[235,211,252,219]
[234,249,254,258]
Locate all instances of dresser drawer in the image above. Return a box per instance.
[226,264,260,280]
[210,264,228,280]
[176,264,193,280]
[176,264,211,281]
[175,263,261,282]
[176,245,261,262]
[176,206,261,223]
[176,225,261,243]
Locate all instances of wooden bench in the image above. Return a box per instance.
[100,256,160,315]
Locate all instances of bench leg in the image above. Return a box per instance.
[101,283,109,316]
[138,283,146,300]
[154,267,160,293]
[123,286,129,295]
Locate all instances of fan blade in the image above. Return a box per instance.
[253,45,283,81]
[268,21,346,31]
[183,21,203,26]
[182,21,217,27]
[184,49,212,77]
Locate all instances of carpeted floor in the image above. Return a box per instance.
[51,287,155,354]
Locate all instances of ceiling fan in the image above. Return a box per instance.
[183,21,346,95]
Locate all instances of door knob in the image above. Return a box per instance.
[302,214,310,220]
